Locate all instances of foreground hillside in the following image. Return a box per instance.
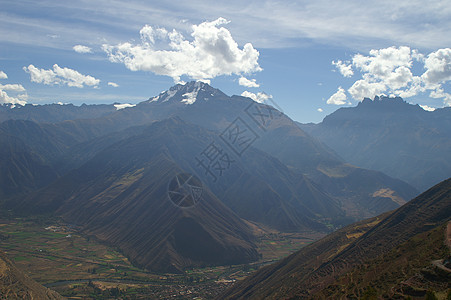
[0,250,62,299]
[222,178,451,299]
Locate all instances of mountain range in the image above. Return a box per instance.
[301,96,451,191]
[1,82,420,273]
[0,102,116,124]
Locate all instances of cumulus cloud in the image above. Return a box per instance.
[239,76,259,87]
[0,71,27,106]
[0,84,26,92]
[0,83,27,106]
[422,48,451,86]
[241,91,272,103]
[348,79,386,101]
[103,18,262,83]
[114,103,136,110]
[327,87,348,105]
[108,82,119,87]
[419,104,436,111]
[332,60,353,77]
[73,45,92,53]
[23,64,100,88]
[328,46,451,107]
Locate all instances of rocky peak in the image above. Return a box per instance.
[147,81,226,105]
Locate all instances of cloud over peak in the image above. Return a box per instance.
[23,64,100,88]
[239,76,260,87]
[0,69,27,106]
[241,91,272,103]
[327,87,348,105]
[328,46,451,106]
[103,18,262,83]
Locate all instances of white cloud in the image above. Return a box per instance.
[332,60,353,77]
[0,85,27,106]
[2,0,450,52]
[114,103,136,110]
[348,79,386,101]
[327,87,348,105]
[73,44,92,53]
[317,108,323,112]
[330,46,451,106]
[419,104,436,111]
[0,84,26,92]
[421,48,451,86]
[103,18,262,83]
[0,73,27,106]
[429,86,451,106]
[23,64,100,88]
[108,82,119,87]
[241,91,272,103]
[239,76,259,87]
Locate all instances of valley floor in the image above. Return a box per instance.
[0,215,323,299]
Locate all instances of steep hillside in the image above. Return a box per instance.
[0,133,57,199]
[222,178,451,299]
[301,96,451,191]
[0,250,63,299]
[317,222,450,299]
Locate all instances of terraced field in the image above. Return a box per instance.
[0,215,322,299]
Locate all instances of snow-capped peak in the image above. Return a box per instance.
[147,81,223,105]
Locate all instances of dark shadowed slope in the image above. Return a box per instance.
[0,250,63,299]
[16,118,262,273]
[0,133,57,199]
[222,178,450,299]
[301,96,451,191]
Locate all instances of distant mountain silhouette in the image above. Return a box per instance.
[221,178,451,299]
[0,102,116,123]
[301,96,451,191]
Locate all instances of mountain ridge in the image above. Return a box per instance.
[301,95,451,191]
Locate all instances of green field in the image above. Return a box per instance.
[0,216,322,299]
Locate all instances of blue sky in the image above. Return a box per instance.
[1,0,450,122]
